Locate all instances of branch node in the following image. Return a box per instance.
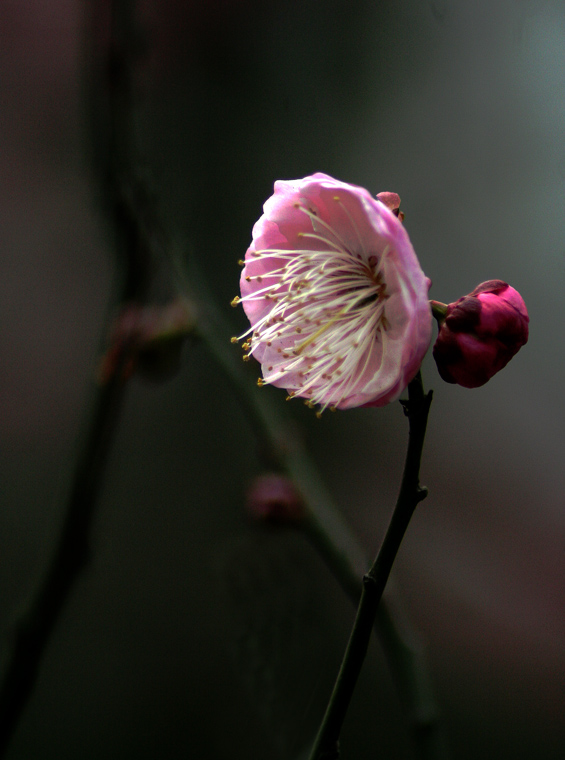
[362,572,378,590]
[416,485,429,503]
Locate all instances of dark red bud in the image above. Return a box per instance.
[433,281,529,388]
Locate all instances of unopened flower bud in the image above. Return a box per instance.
[376,191,405,221]
[245,474,305,524]
[432,280,529,388]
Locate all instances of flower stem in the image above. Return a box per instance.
[307,373,433,760]
[430,300,448,323]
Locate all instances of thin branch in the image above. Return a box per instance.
[307,374,434,760]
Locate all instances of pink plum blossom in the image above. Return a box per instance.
[232,173,432,413]
[432,280,529,388]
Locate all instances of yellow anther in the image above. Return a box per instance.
[242,354,250,362]
[231,296,240,307]
[230,336,239,344]
[315,411,323,419]
[257,378,264,386]
[330,406,337,412]
[333,195,340,201]
[238,259,245,266]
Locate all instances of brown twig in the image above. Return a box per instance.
[308,374,434,760]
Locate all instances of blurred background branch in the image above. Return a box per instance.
[0,0,155,753]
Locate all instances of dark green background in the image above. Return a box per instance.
[1,1,563,758]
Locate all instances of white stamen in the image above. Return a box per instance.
[295,205,351,252]
[237,204,391,410]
